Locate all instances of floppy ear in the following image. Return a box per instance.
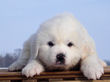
[80,28,97,60]
[29,34,40,61]
[81,39,97,59]
[30,43,39,60]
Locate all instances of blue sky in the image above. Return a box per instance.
[0,0,110,60]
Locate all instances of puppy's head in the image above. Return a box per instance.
[37,13,83,70]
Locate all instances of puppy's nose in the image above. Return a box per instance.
[56,53,65,64]
[56,53,65,59]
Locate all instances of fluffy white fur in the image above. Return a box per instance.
[8,13,106,80]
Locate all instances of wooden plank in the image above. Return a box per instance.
[0,66,109,80]
[49,79,63,82]
[0,72,110,79]
[0,74,109,80]
[51,80,110,82]
[0,66,109,76]
[0,71,109,77]
[22,80,37,82]
[0,80,10,82]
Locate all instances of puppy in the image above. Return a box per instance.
[9,13,106,80]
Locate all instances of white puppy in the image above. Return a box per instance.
[9,13,106,80]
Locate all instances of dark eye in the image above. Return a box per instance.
[48,41,54,47]
[67,42,74,47]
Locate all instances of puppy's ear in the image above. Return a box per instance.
[31,43,40,60]
[81,37,97,60]
[29,36,40,61]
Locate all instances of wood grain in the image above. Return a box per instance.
[0,66,109,81]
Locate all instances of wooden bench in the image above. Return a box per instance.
[0,66,110,82]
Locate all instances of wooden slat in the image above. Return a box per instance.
[22,80,37,82]
[0,80,11,82]
[0,66,109,80]
[51,80,110,82]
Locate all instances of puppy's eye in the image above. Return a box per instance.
[67,42,74,47]
[48,41,54,47]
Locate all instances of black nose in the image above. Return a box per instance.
[56,53,65,64]
[56,53,65,59]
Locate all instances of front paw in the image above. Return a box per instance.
[22,63,44,77]
[81,62,104,80]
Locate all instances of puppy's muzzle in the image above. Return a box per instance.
[56,53,65,65]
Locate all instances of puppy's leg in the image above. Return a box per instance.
[8,41,30,71]
[81,55,104,80]
[22,59,44,77]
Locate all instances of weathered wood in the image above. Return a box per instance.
[0,80,11,82]
[51,80,110,82]
[0,66,109,81]
[22,80,37,82]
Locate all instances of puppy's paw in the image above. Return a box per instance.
[81,61,104,80]
[22,63,44,77]
[8,62,23,71]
